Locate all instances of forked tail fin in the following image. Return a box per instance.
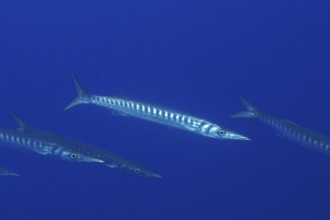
[230,95,259,119]
[64,74,91,110]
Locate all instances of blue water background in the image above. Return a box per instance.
[0,1,329,219]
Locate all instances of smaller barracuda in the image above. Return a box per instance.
[231,96,330,155]
[0,113,161,178]
[0,166,19,177]
[65,75,249,141]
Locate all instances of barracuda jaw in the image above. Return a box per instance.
[143,171,162,178]
[85,157,105,163]
[225,131,250,141]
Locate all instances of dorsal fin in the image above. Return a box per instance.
[11,112,31,131]
[283,119,299,126]
[11,113,58,138]
[113,95,131,100]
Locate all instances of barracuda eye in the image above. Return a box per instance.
[70,153,78,159]
[219,130,225,135]
[134,168,140,174]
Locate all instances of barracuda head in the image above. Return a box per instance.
[58,150,104,163]
[103,162,162,178]
[222,129,250,141]
[211,127,250,141]
[126,166,162,178]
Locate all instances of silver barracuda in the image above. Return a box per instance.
[231,96,330,154]
[0,113,161,178]
[65,75,249,141]
[0,166,19,177]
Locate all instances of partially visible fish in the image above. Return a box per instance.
[0,113,161,178]
[65,75,249,141]
[0,166,19,177]
[231,95,330,154]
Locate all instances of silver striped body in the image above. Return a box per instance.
[231,96,330,154]
[0,124,160,177]
[90,95,222,138]
[65,74,249,141]
[0,128,59,156]
[258,113,330,154]
[41,130,160,176]
[0,127,113,163]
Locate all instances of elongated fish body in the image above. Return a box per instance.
[0,166,19,177]
[65,75,249,141]
[0,114,161,178]
[231,96,330,154]
[38,132,161,177]
[0,127,59,156]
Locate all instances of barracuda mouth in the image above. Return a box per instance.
[226,131,250,141]
[88,158,105,163]
[144,172,162,178]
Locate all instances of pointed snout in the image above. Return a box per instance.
[226,131,251,141]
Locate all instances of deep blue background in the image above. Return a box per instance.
[0,0,330,219]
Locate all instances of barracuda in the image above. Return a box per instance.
[0,113,161,178]
[65,75,249,141]
[0,166,19,177]
[231,96,330,154]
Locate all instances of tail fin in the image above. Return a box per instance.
[230,95,259,118]
[64,74,90,110]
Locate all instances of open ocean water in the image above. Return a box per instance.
[0,0,329,220]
